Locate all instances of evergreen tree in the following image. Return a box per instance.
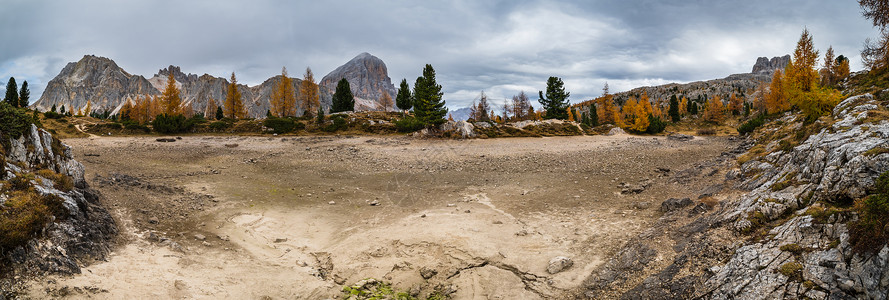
[162,72,182,115]
[225,72,247,119]
[589,104,599,126]
[216,106,224,120]
[690,101,699,115]
[395,78,412,113]
[331,78,355,113]
[411,64,447,127]
[51,104,57,113]
[668,94,680,122]
[60,105,66,114]
[4,77,19,107]
[538,76,570,119]
[19,81,29,108]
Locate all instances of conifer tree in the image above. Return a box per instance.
[4,77,18,107]
[225,72,247,119]
[299,67,320,117]
[589,104,598,126]
[395,78,412,113]
[821,46,836,86]
[411,64,447,127]
[216,106,224,120]
[120,100,134,121]
[668,95,680,122]
[703,96,726,124]
[205,98,218,120]
[18,81,29,108]
[378,90,394,111]
[270,67,296,117]
[766,69,789,114]
[538,76,570,119]
[728,93,743,115]
[162,72,182,115]
[836,55,851,79]
[567,107,575,122]
[331,78,354,113]
[51,104,57,113]
[690,101,699,115]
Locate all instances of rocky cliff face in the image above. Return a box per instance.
[32,55,158,114]
[320,53,396,111]
[752,55,792,74]
[580,93,889,299]
[0,125,116,294]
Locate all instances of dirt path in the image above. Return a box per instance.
[24,134,735,299]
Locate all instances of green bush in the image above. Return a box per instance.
[323,115,348,132]
[43,111,64,119]
[646,115,666,134]
[395,116,425,133]
[263,117,298,134]
[151,114,197,134]
[737,115,765,135]
[122,120,150,132]
[0,102,37,142]
[850,171,889,254]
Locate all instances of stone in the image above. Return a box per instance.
[666,133,694,141]
[633,202,651,210]
[156,138,176,142]
[547,256,574,274]
[194,234,206,241]
[420,267,438,279]
[439,121,476,138]
[659,198,693,212]
[752,55,791,74]
[328,201,336,205]
[607,127,627,136]
[148,216,159,224]
[369,199,380,206]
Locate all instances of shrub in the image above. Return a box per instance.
[795,87,842,124]
[395,116,425,133]
[209,121,232,131]
[323,115,348,132]
[36,169,74,192]
[777,262,803,281]
[850,171,889,254]
[43,111,64,119]
[263,117,298,134]
[778,140,795,152]
[122,120,150,132]
[0,102,37,147]
[779,243,805,255]
[737,115,765,135]
[646,115,666,134]
[151,114,196,134]
[696,128,716,135]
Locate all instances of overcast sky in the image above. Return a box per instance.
[0,0,879,109]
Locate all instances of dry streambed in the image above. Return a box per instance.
[24,134,734,299]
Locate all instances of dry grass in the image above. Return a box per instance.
[36,169,74,192]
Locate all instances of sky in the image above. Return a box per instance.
[0,0,880,109]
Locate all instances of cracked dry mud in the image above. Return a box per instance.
[24,134,734,299]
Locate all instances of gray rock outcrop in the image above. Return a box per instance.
[320,53,397,112]
[752,55,792,74]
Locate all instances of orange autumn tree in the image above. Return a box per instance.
[299,67,320,117]
[728,93,744,115]
[270,67,296,117]
[703,95,726,124]
[205,98,218,120]
[378,91,394,111]
[161,72,182,116]
[119,99,134,120]
[766,69,789,114]
[621,96,638,128]
[225,72,247,119]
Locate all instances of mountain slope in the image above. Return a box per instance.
[320,52,396,111]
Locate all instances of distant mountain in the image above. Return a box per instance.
[607,55,789,106]
[32,53,399,117]
[320,52,396,111]
[449,107,472,121]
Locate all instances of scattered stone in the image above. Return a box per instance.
[369,199,380,206]
[421,214,426,218]
[216,234,230,241]
[633,202,651,210]
[667,133,694,141]
[148,217,159,224]
[447,203,456,207]
[493,220,503,224]
[465,209,471,213]
[547,256,574,274]
[515,230,529,236]
[328,201,336,205]
[659,198,693,212]
[274,238,288,243]
[607,127,627,136]
[194,234,206,241]
[202,241,211,247]
[521,190,529,195]
[224,144,239,148]
[156,138,176,142]
[420,267,438,279]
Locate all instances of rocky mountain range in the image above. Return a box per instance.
[32,53,397,118]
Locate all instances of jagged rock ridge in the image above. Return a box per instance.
[32,53,399,117]
[320,52,397,111]
[752,55,792,74]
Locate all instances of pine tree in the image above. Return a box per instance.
[162,72,182,115]
[4,77,18,107]
[589,104,598,126]
[51,104,57,113]
[299,67,320,117]
[690,101,699,115]
[668,95,680,122]
[538,76,570,119]
[60,105,66,114]
[216,106,224,120]
[270,67,296,117]
[395,78,412,113]
[411,64,447,127]
[331,78,354,113]
[18,81,29,108]
[225,72,247,119]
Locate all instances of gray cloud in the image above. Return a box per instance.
[0,0,879,109]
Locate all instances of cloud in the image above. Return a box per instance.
[0,0,880,108]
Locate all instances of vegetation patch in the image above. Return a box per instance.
[696,128,716,135]
[777,262,804,281]
[779,243,806,255]
[863,147,889,157]
[340,278,449,300]
[850,171,889,254]
[36,169,74,192]
[0,189,67,253]
[737,114,765,135]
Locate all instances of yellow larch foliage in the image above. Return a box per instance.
[567,107,575,122]
[162,72,182,116]
[728,93,744,115]
[703,95,726,124]
[270,67,296,117]
[299,67,320,117]
[597,95,619,125]
[679,97,688,115]
[766,70,789,114]
[225,72,247,119]
[205,98,218,120]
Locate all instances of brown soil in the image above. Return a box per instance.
[23,134,735,299]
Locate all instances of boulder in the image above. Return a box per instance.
[659,198,693,212]
[440,121,476,138]
[547,256,574,274]
[607,127,627,136]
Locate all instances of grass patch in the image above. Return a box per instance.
[777,262,803,281]
[850,171,889,254]
[35,169,73,192]
[696,128,716,135]
[0,189,67,253]
[779,243,805,255]
[864,147,889,157]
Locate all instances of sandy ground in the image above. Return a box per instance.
[21,134,735,299]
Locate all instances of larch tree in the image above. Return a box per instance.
[703,96,726,124]
[411,64,447,127]
[395,79,412,113]
[18,81,29,108]
[4,77,18,107]
[821,46,837,86]
[728,93,744,115]
[331,78,355,113]
[299,67,320,117]
[836,55,851,79]
[788,28,820,93]
[378,90,394,111]
[502,101,511,121]
[120,99,134,121]
[471,91,492,121]
[162,72,182,116]
[860,0,889,70]
[205,98,218,120]
[511,91,530,120]
[766,69,789,114]
[621,97,638,128]
[630,101,650,132]
[598,94,619,125]
[566,107,575,122]
[270,67,296,117]
[225,72,247,119]
[538,76,570,120]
